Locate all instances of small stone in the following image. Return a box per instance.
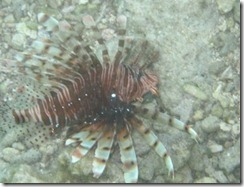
[16,22,37,39]
[11,164,44,183]
[183,84,207,101]
[232,123,240,135]
[233,2,240,23]
[2,147,20,163]
[12,33,26,47]
[20,148,42,164]
[220,122,231,132]
[79,0,88,4]
[208,143,223,153]
[211,104,223,118]
[48,0,63,8]
[218,139,240,173]
[213,170,229,183]
[193,110,204,121]
[105,162,124,183]
[200,115,220,133]
[4,14,15,23]
[194,177,217,183]
[139,152,155,181]
[12,142,25,151]
[216,0,236,13]
[153,175,165,183]
[133,131,151,155]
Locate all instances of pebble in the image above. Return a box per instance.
[183,84,207,101]
[208,143,223,153]
[216,0,236,13]
[4,14,15,23]
[211,104,223,118]
[219,122,232,132]
[2,147,20,163]
[231,123,240,135]
[218,139,240,173]
[233,2,240,23]
[12,142,25,151]
[139,152,155,181]
[133,131,151,155]
[16,22,37,39]
[188,144,206,171]
[213,170,229,183]
[12,33,26,47]
[200,115,220,133]
[105,162,124,183]
[153,175,165,183]
[174,166,193,183]
[79,0,88,4]
[11,164,44,183]
[20,148,42,164]
[194,177,217,183]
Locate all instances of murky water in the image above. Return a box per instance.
[0,0,240,183]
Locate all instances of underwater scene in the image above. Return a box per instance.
[0,0,240,183]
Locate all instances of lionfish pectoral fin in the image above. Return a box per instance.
[133,104,199,143]
[130,116,174,178]
[92,125,116,178]
[66,125,103,163]
[118,123,138,183]
[161,113,200,143]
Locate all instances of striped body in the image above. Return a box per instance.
[12,62,158,128]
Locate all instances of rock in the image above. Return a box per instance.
[19,148,42,164]
[233,2,240,23]
[189,144,206,171]
[132,131,151,156]
[138,152,155,181]
[12,33,27,47]
[79,0,89,4]
[219,122,232,132]
[12,142,25,151]
[208,142,223,153]
[104,162,124,183]
[194,177,217,183]
[211,104,223,118]
[16,22,37,39]
[231,123,240,136]
[4,14,15,23]
[183,84,208,101]
[174,165,193,183]
[218,139,240,173]
[216,0,236,13]
[2,147,20,163]
[213,170,228,183]
[200,115,220,133]
[11,164,44,183]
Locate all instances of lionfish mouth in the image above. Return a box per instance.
[10,12,199,183]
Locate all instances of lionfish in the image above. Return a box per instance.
[9,12,199,183]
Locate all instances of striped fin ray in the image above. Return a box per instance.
[36,13,91,72]
[15,13,95,85]
[133,104,199,142]
[36,13,103,79]
[117,123,138,183]
[92,125,116,178]
[82,15,110,64]
[114,15,127,64]
[129,116,174,178]
[123,40,159,70]
[65,124,104,163]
